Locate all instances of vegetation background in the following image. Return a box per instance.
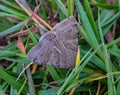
[0,0,120,95]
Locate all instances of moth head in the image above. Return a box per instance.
[39,32,57,42]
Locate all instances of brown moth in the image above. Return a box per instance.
[27,16,78,68]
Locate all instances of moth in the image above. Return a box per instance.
[27,16,78,68]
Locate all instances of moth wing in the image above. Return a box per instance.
[27,40,53,64]
[48,48,76,68]
[53,16,78,68]
[62,39,78,52]
[27,42,42,62]
[27,32,55,64]
[27,16,78,68]
[53,16,78,52]
[65,49,76,68]
[46,46,74,68]
[53,16,78,41]
[46,47,61,67]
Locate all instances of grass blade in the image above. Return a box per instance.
[0,20,26,38]
[0,68,27,94]
[55,0,68,17]
[84,0,100,42]
[67,0,73,16]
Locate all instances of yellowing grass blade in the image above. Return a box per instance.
[75,47,80,65]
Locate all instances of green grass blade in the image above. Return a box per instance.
[90,2,118,9]
[0,50,26,58]
[100,10,115,26]
[110,46,120,57]
[55,0,68,17]
[84,0,100,42]
[1,0,24,11]
[0,57,30,64]
[98,10,115,95]
[106,37,120,48]
[75,0,99,49]
[0,5,27,19]
[119,0,120,10]
[116,81,120,95]
[67,0,73,16]
[104,44,115,95]
[0,68,27,94]
[75,0,104,60]
[0,20,26,38]
[40,5,48,22]
[100,10,120,35]
[102,11,120,27]
[38,88,57,95]
[27,26,38,45]
[18,79,27,95]
[47,66,61,81]
[81,49,106,71]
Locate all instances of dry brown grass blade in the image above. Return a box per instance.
[17,36,26,54]
[15,0,52,31]
[6,26,39,39]
[96,81,101,95]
